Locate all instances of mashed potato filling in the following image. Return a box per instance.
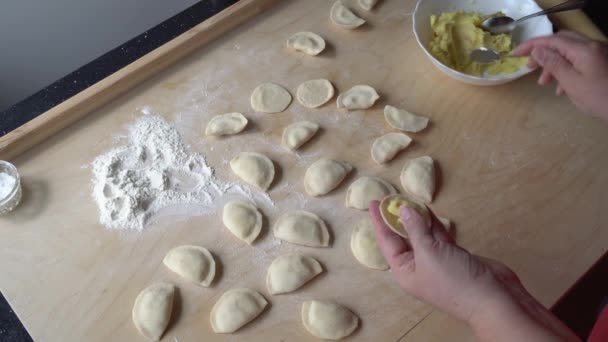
[429,11,528,76]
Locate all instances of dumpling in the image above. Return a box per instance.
[205,112,248,136]
[371,132,412,164]
[358,0,378,10]
[330,1,366,29]
[345,176,397,210]
[296,79,335,108]
[351,218,388,270]
[266,254,323,295]
[282,121,320,151]
[163,245,216,287]
[304,158,353,196]
[336,85,379,110]
[379,194,431,238]
[132,283,175,341]
[273,210,330,247]
[384,105,429,133]
[250,82,292,113]
[230,152,275,191]
[210,288,268,333]
[222,200,263,244]
[301,300,359,340]
[286,32,326,56]
[400,155,436,203]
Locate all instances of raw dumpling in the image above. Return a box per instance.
[379,194,431,238]
[351,218,388,270]
[282,121,320,151]
[304,158,353,196]
[286,32,326,56]
[336,85,379,110]
[230,152,275,191]
[400,155,436,203]
[371,132,412,164]
[132,283,175,341]
[205,112,248,136]
[359,0,379,10]
[438,216,452,230]
[273,210,331,247]
[163,245,216,286]
[222,200,263,244]
[296,79,335,108]
[301,300,359,340]
[330,1,366,29]
[250,82,292,113]
[266,254,323,295]
[384,105,429,133]
[345,176,396,210]
[210,288,268,333]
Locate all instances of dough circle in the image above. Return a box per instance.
[282,121,320,151]
[400,155,436,203]
[345,176,396,210]
[384,105,429,133]
[330,1,366,29]
[163,245,216,286]
[301,300,359,340]
[250,82,292,113]
[286,32,326,56]
[210,288,268,333]
[336,85,379,110]
[205,112,248,136]
[304,158,353,197]
[222,200,263,244]
[296,79,335,108]
[132,282,175,341]
[266,253,323,295]
[379,194,431,238]
[230,152,275,191]
[371,132,412,164]
[351,218,389,270]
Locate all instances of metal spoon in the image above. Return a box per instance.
[469,47,515,64]
[481,0,586,34]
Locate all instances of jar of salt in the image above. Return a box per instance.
[0,161,22,215]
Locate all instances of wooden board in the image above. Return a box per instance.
[1,1,608,341]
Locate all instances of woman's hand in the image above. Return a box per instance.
[513,31,608,120]
[368,201,581,342]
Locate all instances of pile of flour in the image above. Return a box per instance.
[91,114,259,231]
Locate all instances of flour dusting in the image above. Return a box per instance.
[91,113,270,231]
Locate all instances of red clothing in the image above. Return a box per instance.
[589,306,608,342]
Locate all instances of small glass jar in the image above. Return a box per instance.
[0,161,22,215]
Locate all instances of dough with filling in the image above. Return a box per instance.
[230,152,275,191]
[384,105,429,133]
[337,85,379,110]
[379,194,431,238]
[250,82,292,113]
[296,79,335,108]
[359,0,379,10]
[351,218,388,270]
[210,288,268,333]
[273,210,330,247]
[400,155,436,203]
[304,158,353,196]
[282,121,320,151]
[287,32,326,56]
[371,132,412,164]
[301,300,359,340]
[266,254,323,295]
[222,200,263,244]
[163,245,216,286]
[345,176,396,210]
[330,1,366,29]
[132,282,175,341]
[205,112,248,136]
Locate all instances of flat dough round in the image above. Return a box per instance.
[351,218,389,270]
[163,245,216,286]
[296,79,335,108]
[282,121,320,151]
[222,200,263,244]
[266,254,323,295]
[330,1,366,29]
[337,85,379,110]
[304,158,353,197]
[371,132,412,164]
[132,283,175,341]
[230,152,275,191]
[205,112,248,136]
[384,105,429,133]
[345,176,397,210]
[286,32,326,56]
[273,210,331,247]
[359,0,379,10]
[210,288,268,333]
[379,194,431,238]
[301,300,359,340]
[250,82,292,113]
[400,155,436,203]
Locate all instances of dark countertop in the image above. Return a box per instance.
[0,1,606,341]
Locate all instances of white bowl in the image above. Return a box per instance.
[413,0,554,86]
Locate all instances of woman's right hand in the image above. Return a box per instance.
[513,31,608,120]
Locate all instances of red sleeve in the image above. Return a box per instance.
[589,306,608,342]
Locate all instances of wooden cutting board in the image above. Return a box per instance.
[1,1,607,341]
